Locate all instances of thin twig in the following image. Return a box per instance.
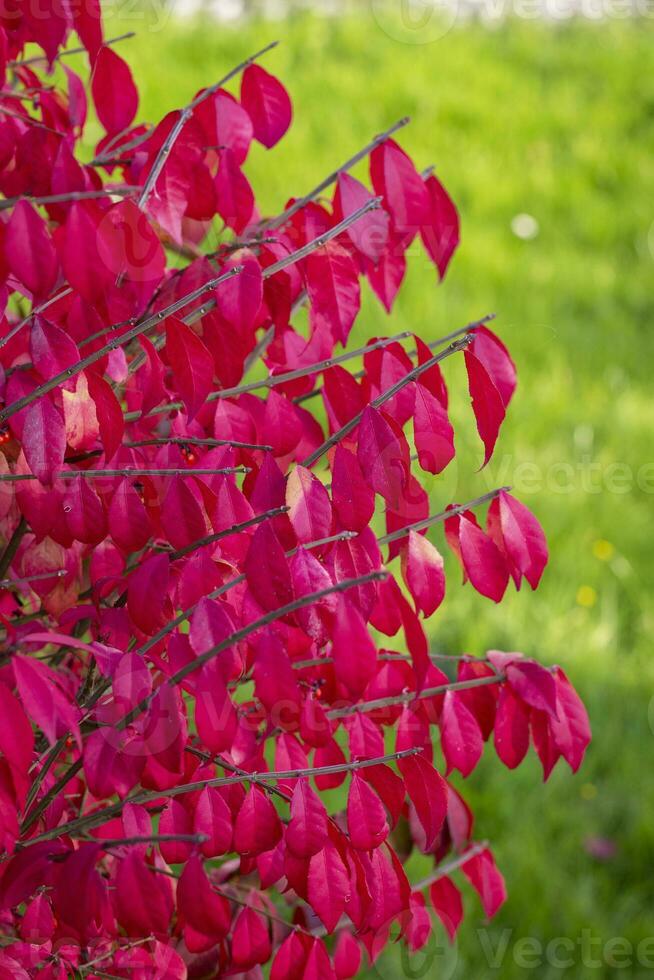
[378,486,510,546]
[327,674,505,719]
[412,841,489,891]
[0,517,27,580]
[259,116,410,232]
[302,335,472,468]
[8,32,135,68]
[137,41,279,212]
[22,745,419,846]
[0,466,249,483]
[0,265,243,424]
[294,313,496,405]
[0,187,139,212]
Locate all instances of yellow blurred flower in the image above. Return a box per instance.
[593,539,614,561]
[576,585,597,608]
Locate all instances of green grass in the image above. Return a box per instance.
[99,10,654,976]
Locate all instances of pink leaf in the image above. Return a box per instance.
[91,46,138,135]
[429,876,463,942]
[286,465,333,544]
[440,690,483,777]
[241,64,292,148]
[398,754,448,851]
[332,597,378,698]
[347,772,389,850]
[487,490,548,590]
[22,398,65,485]
[165,315,214,420]
[461,847,507,918]
[413,381,455,475]
[401,531,445,618]
[306,242,361,347]
[287,779,329,858]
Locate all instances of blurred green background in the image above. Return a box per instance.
[100,7,653,976]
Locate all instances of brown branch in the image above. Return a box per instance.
[259,116,410,232]
[23,745,419,846]
[302,334,472,468]
[0,466,249,483]
[0,187,139,212]
[8,32,135,68]
[412,841,489,891]
[294,313,496,405]
[137,41,279,213]
[327,674,505,720]
[0,265,243,424]
[0,517,27,580]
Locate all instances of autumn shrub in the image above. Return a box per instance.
[0,7,590,978]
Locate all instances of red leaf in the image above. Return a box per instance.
[333,172,389,263]
[245,521,293,612]
[494,685,530,769]
[549,668,591,772]
[307,841,350,932]
[487,490,548,590]
[233,786,283,857]
[398,754,448,851]
[413,381,455,475]
[420,174,460,279]
[332,597,378,698]
[429,876,463,942]
[401,531,445,618]
[22,398,65,485]
[370,139,430,241]
[464,349,506,467]
[6,201,58,298]
[13,655,80,747]
[331,446,375,532]
[91,46,138,135]
[506,659,558,718]
[447,512,509,603]
[347,772,389,851]
[287,779,328,858]
[357,405,410,508]
[241,64,292,148]
[231,906,272,969]
[193,785,232,857]
[461,847,507,918]
[305,242,361,347]
[165,315,214,420]
[440,690,483,777]
[286,465,333,544]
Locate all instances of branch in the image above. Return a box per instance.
[259,116,410,232]
[0,569,66,589]
[0,187,139,212]
[327,674,505,719]
[411,841,489,891]
[0,517,27,579]
[0,466,250,483]
[91,832,208,849]
[8,32,135,68]
[0,265,243,424]
[378,486,510,546]
[123,196,384,414]
[123,436,272,451]
[137,41,279,213]
[121,569,389,727]
[136,528,357,657]
[0,287,73,352]
[302,334,472,468]
[22,745,419,846]
[294,313,496,406]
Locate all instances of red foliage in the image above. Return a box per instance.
[0,11,590,978]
